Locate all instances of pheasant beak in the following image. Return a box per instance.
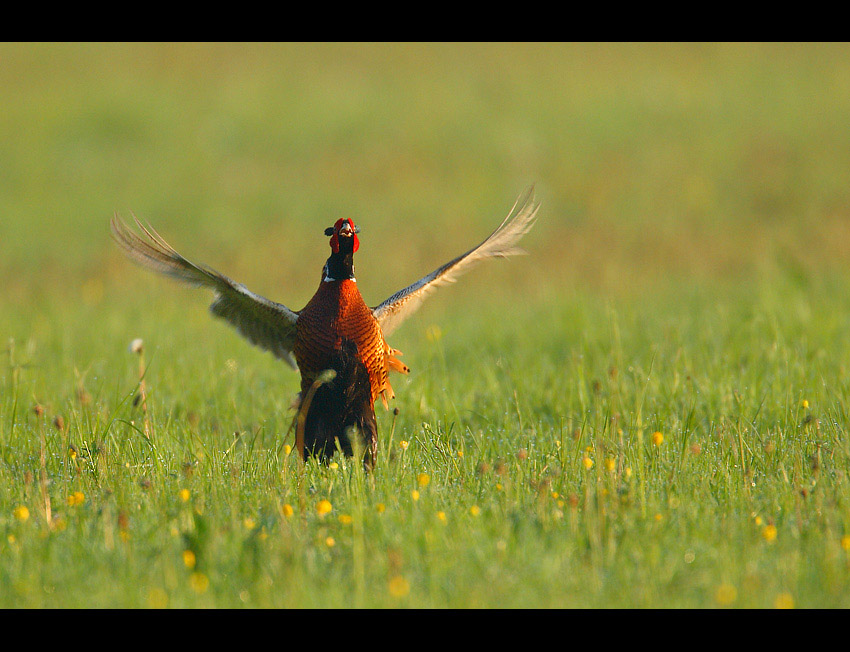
[338,221,354,237]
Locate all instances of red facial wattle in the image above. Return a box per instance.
[330,218,359,254]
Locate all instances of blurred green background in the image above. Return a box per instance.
[4,42,850,311]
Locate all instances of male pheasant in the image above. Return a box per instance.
[111,187,539,468]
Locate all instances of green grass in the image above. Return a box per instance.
[3,42,850,607]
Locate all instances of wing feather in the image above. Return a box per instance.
[372,186,539,336]
[111,215,300,368]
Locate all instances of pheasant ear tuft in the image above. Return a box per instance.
[324,226,335,236]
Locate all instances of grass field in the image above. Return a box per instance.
[3,42,850,607]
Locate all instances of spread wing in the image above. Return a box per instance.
[372,186,539,337]
[111,215,300,369]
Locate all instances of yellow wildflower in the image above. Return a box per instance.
[179,489,191,503]
[281,503,294,518]
[436,511,446,522]
[582,456,594,470]
[470,505,481,516]
[417,473,430,488]
[841,535,850,551]
[182,549,196,569]
[13,506,29,522]
[243,518,256,530]
[316,499,332,516]
[339,514,353,525]
[329,462,339,470]
[715,583,737,606]
[388,575,410,598]
[325,537,335,547]
[376,503,386,513]
[399,440,409,451]
[425,325,442,342]
[189,572,209,594]
[283,444,292,456]
[775,592,794,609]
[651,431,664,446]
[147,587,169,609]
[605,458,616,472]
[801,399,809,409]
[411,490,420,502]
[762,524,778,543]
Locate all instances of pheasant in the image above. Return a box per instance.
[111,187,539,468]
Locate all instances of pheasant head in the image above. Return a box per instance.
[323,218,360,281]
[325,218,360,254]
